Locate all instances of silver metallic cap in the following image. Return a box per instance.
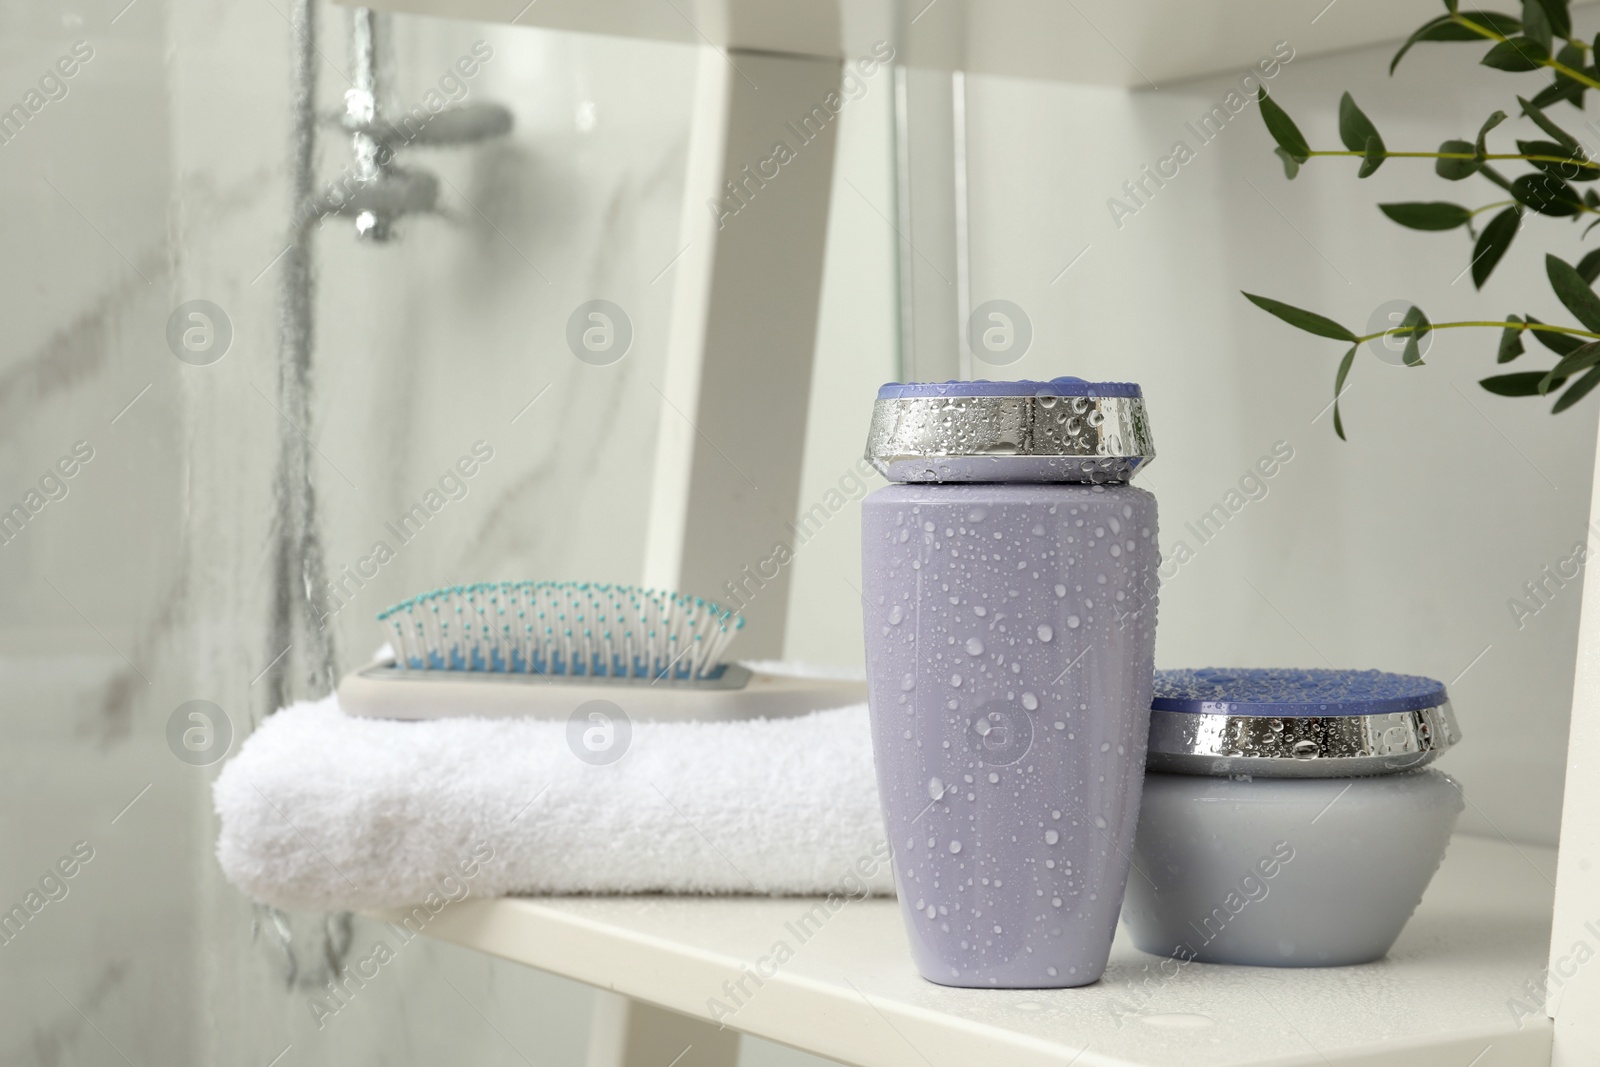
[865,378,1155,484]
[1146,703,1460,778]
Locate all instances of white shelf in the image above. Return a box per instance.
[345,0,1451,87]
[376,834,1556,1067]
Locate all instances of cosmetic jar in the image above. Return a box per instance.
[1122,668,1464,967]
[859,377,1160,988]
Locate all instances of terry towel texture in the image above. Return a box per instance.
[214,694,893,912]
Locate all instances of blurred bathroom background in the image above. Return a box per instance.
[1,0,1593,1063]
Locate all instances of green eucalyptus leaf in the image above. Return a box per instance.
[1378,201,1474,230]
[1517,139,1600,181]
[1444,0,1459,12]
[1257,87,1310,163]
[1333,344,1356,442]
[1512,172,1583,215]
[1400,306,1432,365]
[1546,253,1600,330]
[1392,15,1493,73]
[1274,146,1301,179]
[1530,76,1584,108]
[1527,314,1585,353]
[1242,292,1360,341]
[1462,10,1527,34]
[1531,0,1571,38]
[1359,136,1387,177]
[1339,93,1384,153]
[1476,110,1508,159]
[1541,339,1600,391]
[1436,139,1481,179]
[1576,248,1600,281]
[1553,364,1600,411]
[1481,369,1568,394]
[1483,36,1551,71]
[1522,0,1553,51]
[1499,314,1527,361]
[1586,189,1600,209]
[1518,95,1581,150]
[1473,206,1521,288]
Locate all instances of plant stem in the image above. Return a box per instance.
[1354,320,1600,345]
[1305,150,1589,165]
[1469,199,1516,216]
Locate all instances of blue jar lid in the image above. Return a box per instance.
[875,376,1144,400]
[1151,668,1449,717]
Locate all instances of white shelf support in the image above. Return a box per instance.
[1550,415,1600,1066]
[587,990,740,1067]
[644,47,842,656]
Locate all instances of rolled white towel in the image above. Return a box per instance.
[213,693,893,913]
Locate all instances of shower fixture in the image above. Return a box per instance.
[322,7,514,241]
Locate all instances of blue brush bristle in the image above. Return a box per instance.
[376,580,744,681]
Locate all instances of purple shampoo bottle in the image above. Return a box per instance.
[859,378,1159,988]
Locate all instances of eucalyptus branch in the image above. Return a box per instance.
[1446,11,1600,90]
[1306,149,1596,165]
[1356,319,1600,344]
[1245,0,1600,435]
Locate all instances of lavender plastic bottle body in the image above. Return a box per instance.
[860,482,1159,988]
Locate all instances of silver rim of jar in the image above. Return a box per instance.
[1144,701,1460,779]
[864,394,1156,483]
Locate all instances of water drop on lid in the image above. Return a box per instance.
[951,673,963,687]
[1094,816,1108,829]
[1045,830,1059,844]
[1037,624,1054,642]
[988,771,999,783]
[949,840,963,854]
[928,777,945,800]
[1065,615,1081,629]
[1021,692,1038,711]
[966,637,985,656]
[926,904,937,918]
[901,674,916,691]
[1292,739,1319,759]
[1054,584,1067,597]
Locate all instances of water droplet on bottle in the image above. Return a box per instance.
[901,674,916,691]
[1065,615,1081,629]
[950,673,963,688]
[1054,584,1067,597]
[1045,830,1059,844]
[1021,692,1038,711]
[966,637,985,656]
[888,605,904,625]
[928,777,945,800]
[1094,816,1108,829]
[1037,624,1053,642]
[926,904,938,919]
[949,840,963,854]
